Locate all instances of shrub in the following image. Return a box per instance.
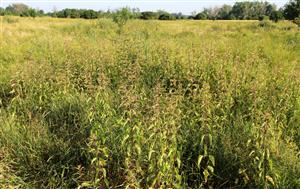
[293,17,300,27]
[283,0,300,20]
[258,15,269,21]
[158,13,175,20]
[113,7,133,34]
[3,16,19,23]
[270,11,284,22]
[194,12,208,20]
[258,20,274,28]
[140,11,159,20]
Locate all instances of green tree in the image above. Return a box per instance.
[258,15,269,21]
[0,7,5,16]
[28,8,37,18]
[283,0,300,20]
[140,11,159,20]
[194,12,207,20]
[158,11,175,20]
[216,5,233,20]
[5,3,29,15]
[113,8,133,34]
[270,10,284,22]
[81,10,98,19]
[231,1,276,20]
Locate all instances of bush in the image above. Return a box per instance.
[293,17,300,27]
[283,0,300,20]
[258,20,274,28]
[140,11,158,20]
[3,16,19,23]
[194,12,208,20]
[258,15,269,21]
[113,8,133,34]
[270,11,284,22]
[158,13,175,20]
[81,9,98,19]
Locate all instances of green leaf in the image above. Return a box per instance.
[266,175,275,186]
[207,165,214,173]
[208,134,212,146]
[209,155,215,166]
[203,169,209,183]
[197,155,203,168]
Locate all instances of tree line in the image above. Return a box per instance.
[0,0,299,22]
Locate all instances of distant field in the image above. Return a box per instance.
[0,17,299,188]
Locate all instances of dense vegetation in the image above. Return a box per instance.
[0,16,299,188]
[1,0,300,22]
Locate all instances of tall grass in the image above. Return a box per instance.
[0,17,299,188]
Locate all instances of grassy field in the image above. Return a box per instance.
[0,17,300,188]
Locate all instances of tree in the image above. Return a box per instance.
[0,7,5,16]
[28,8,37,18]
[159,12,175,20]
[216,5,233,20]
[69,9,80,18]
[38,10,44,17]
[113,8,133,34]
[81,10,98,19]
[283,0,300,20]
[258,15,269,21]
[266,3,276,15]
[5,3,29,15]
[270,10,284,22]
[231,1,276,20]
[131,8,141,19]
[140,11,158,20]
[173,12,186,19]
[52,6,58,17]
[194,12,207,20]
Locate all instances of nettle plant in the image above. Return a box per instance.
[113,7,133,34]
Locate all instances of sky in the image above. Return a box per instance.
[0,0,290,14]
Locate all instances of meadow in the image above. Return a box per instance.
[0,17,300,188]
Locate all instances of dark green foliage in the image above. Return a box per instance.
[192,1,277,20]
[4,3,40,18]
[231,1,276,20]
[270,10,284,22]
[28,8,37,18]
[216,5,233,20]
[258,15,270,21]
[194,12,207,20]
[158,13,175,20]
[80,9,98,19]
[57,9,81,18]
[140,11,159,20]
[173,12,187,19]
[0,7,5,16]
[1,1,299,21]
[283,0,300,20]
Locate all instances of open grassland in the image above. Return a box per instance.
[0,17,300,188]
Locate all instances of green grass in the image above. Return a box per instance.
[0,17,299,188]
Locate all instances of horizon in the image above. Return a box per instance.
[1,0,290,15]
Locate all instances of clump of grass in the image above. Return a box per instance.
[258,20,276,28]
[3,16,19,24]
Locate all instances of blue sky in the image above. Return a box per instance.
[1,0,289,14]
